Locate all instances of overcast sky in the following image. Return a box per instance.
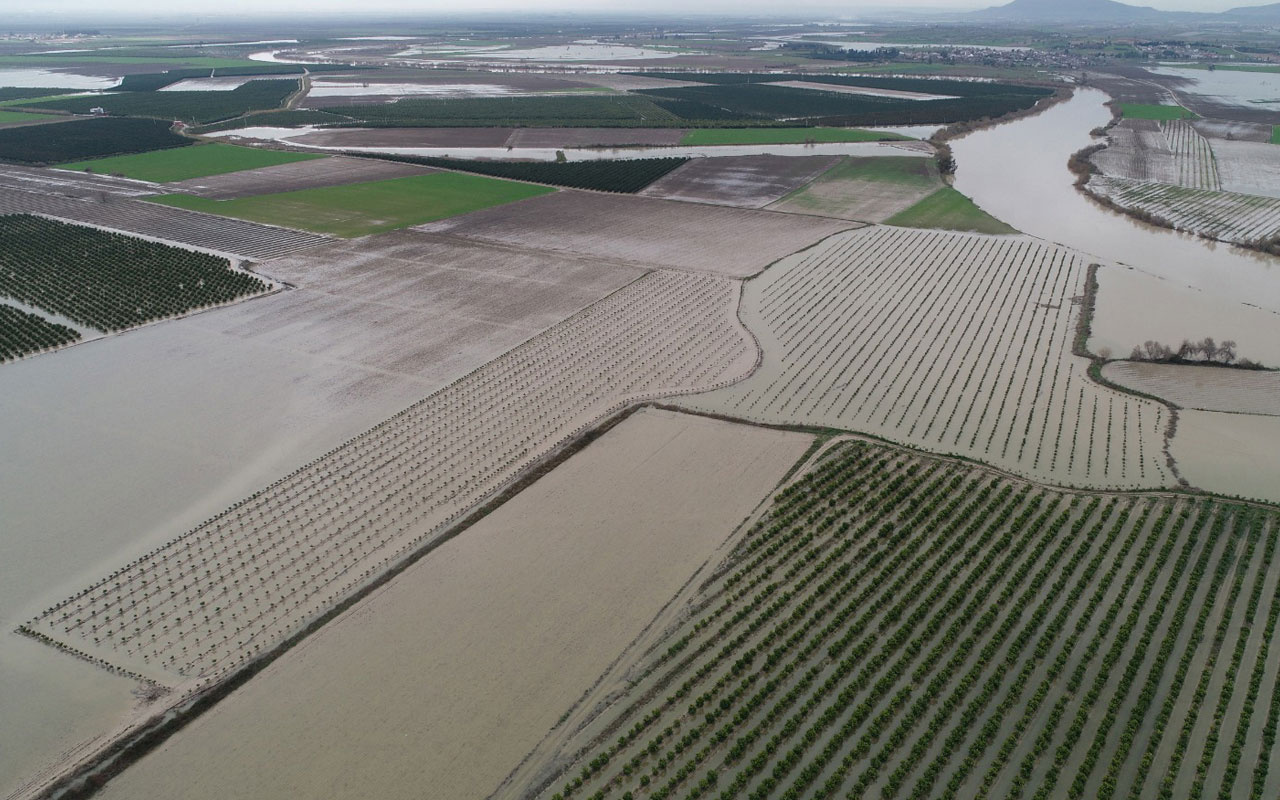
[6,0,1264,18]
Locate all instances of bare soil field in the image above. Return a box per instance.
[0,231,645,797]
[291,126,517,148]
[1103,361,1280,416]
[1088,175,1280,246]
[680,226,1173,489]
[1192,119,1272,143]
[0,185,329,261]
[418,190,859,278]
[771,79,958,101]
[767,156,942,222]
[169,155,435,199]
[1091,119,1219,190]
[1209,138,1280,199]
[1089,265,1280,368]
[90,409,812,800]
[23,269,755,690]
[0,163,158,199]
[1172,410,1280,503]
[638,154,839,208]
[504,127,690,147]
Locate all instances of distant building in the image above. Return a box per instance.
[89,107,106,115]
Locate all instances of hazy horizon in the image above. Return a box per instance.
[2,0,1272,22]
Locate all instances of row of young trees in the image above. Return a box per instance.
[1130,337,1263,369]
[542,443,1280,800]
[0,302,80,362]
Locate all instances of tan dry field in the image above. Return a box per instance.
[638,154,840,208]
[91,408,813,800]
[418,190,858,278]
[1090,265,1280,368]
[1171,410,1280,503]
[1103,361,1280,416]
[0,232,645,797]
[169,155,435,199]
[24,269,755,688]
[771,79,958,100]
[289,126,518,148]
[766,156,942,222]
[680,226,1173,489]
[1209,138,1280,199]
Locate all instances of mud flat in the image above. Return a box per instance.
[681,226,1172,490]
[0,232,644,796]
[1089,266,1280,368]
[1172,410,1280,503]
[639,154,839,209]
[170,156,435,199]
[90,409,812,800]
[418,190,858,278]
[1103,361,1280,416]
[1209,138,1280,200]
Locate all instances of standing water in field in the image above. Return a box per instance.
[951,89,1280,315]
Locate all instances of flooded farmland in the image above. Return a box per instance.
[951,89,1280,338]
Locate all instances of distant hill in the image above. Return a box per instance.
[1224,2,1280,19]
[975,0,1164,22]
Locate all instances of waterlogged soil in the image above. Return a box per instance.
[91,409,812,800]
[1089,266,1280,367]
[0,232,643,796]
[171,156,435,199]
[1209,138,1280,199]
[1103,361,1280,416]
[1171,410,1280,504]
[639,154,839,208]
[418,190,859,278]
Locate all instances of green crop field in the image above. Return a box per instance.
[539,440,1280,800]
[0,110,56,125]
[0,94,82,108]
[887,187,1017,234]
[1120,103,1198,121]
[148,172,556,237]
[1272,126,1280,145]
[60,143,326,183]
[679,127,907,145]
[0,117,191,165]
[817,155,940,187]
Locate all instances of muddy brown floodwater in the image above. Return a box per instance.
[951,89,1280,346]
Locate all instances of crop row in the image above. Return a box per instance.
[0,302,80,362]
[0,214,268,332]
[683,226,1170,490]
[1088,176,1280,246]
[25,270,754,684]
[535,446,1280,800]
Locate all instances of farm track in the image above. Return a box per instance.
[532,442,1280,800]
[1087,176,1280,245]
[0,186,329,261]
[20,270,756,687]
[681,226,1170,489]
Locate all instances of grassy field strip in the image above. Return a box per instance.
[1160,119,1221,192]
[1088,176,1280,245]
[532,443,1280,800]
[23,270,756,686]
[885,187,1017,235]
[0,110,58,125]
[1272,126,1280,145]
[60,143,327,183]
[682,227,1170,489]
[149,172,555,237]
[1121,104,1198,121]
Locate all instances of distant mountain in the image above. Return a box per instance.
[1223,2,1280,19]
[975,0,1164,22]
